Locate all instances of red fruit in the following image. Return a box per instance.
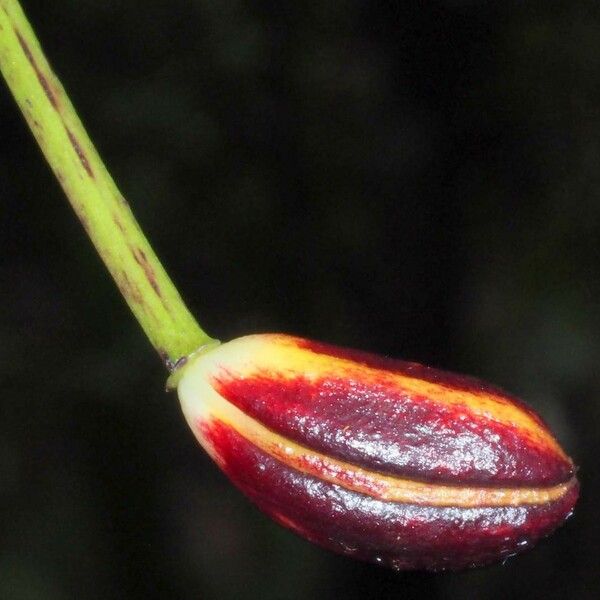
[173,334,578,571]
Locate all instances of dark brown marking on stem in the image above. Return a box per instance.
[14,29,59,110]
[132,245,163,299]
[121,272,144,307]
[65,127,94,178]
[113,215,126,233]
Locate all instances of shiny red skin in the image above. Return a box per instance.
[203,421,578,571]
[213,338,574,487]
[183,335,578,570]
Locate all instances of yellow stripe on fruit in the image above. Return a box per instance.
[222,335,568,461]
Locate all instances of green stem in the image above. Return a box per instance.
[0,0,217,368]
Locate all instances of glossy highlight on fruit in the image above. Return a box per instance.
[172,334,579,571]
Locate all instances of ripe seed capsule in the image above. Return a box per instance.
[172,334,579,571]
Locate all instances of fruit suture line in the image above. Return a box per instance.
[198,406,574,508]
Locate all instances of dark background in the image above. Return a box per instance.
[1,1,599,599]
